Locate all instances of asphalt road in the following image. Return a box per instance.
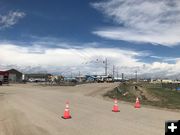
[0,83,180,135]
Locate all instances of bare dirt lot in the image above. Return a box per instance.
[0,83,180,135]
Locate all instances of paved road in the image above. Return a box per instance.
[0,83,180,135]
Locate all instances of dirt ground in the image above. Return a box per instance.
[0,83,180,135]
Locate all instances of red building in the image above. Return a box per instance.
[0,71,9,84]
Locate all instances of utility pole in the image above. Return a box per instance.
[105,58,108,76]
[78,71,81,82]
[71,72,73,78]
[113,65,115,78]
[116,67,119,79]
[122,73,124,81]
[135,70,138,82]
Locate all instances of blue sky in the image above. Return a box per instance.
[0,0,180,78]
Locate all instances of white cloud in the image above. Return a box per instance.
[92,0,180,46]
[150,55,180,62]
[0,11,25,29]
[0,43,180,78]
[0,43,145,75]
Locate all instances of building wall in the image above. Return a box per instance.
[0,71,9,84]
[0,75,3,82]
[9,74,16,83]
[7,69,22,83]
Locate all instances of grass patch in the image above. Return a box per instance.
[146,87,180,109]
[104,83,180,110]
[104,84,136,102]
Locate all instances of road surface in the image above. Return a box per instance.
[0,83,179,135]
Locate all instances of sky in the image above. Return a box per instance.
[0,0,180,78]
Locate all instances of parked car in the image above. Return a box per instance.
[106,76,114,83]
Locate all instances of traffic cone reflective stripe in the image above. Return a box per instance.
[112,99,120,112]
[134,97,141,108]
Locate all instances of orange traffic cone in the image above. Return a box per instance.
[112,99,120,112]
[62,101,72,119]
[134,97,141,108]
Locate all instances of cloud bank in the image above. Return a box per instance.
[0,42,180,78]
[0,11,25,29]
[92,0,180,46]
[0,43,143,74]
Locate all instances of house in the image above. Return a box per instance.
[85,75,97,82]
[151,79,173,84]
[161,79,173,83]
[7,69,23,83]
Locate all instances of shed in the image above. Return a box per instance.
[7,69,23,83]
